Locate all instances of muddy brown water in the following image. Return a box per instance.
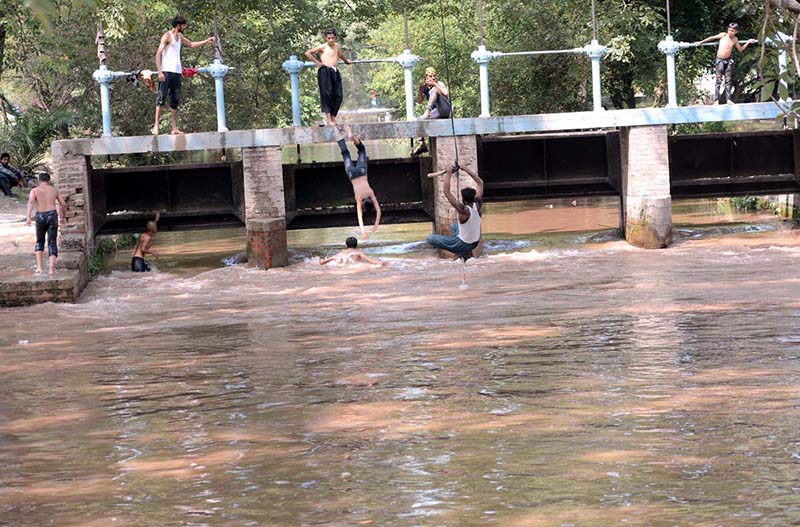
[1,198,799,526]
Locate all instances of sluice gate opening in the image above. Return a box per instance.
[284,156,434,229]
[668,130,800,198]
[477,132,622,201]
[92,162,245,235]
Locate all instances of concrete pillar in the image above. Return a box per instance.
[431,135,483,256]
[52,153,93,253]
[620,125,672,249]
[242,146,288,269]
[779,194,799,219]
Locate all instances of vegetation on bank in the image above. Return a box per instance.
[88,233,136,279]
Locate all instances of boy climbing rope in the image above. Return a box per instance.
[695,23,757,105]
[426,163,483,261]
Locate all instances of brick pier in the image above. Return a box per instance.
[620,125,673,249]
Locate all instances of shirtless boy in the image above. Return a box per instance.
[319,237,386,266]
[131,212,160,272]
[695,23,757,104]
[336,124,381,239]
[305,28,351,126]
[25,173,67,276]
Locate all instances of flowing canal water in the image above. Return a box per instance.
[1,199,799,526]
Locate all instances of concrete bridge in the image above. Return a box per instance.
[49,102,799,298]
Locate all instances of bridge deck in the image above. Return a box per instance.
[52,102,788,157]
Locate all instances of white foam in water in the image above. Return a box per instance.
[482,239,533,252]
[367,241,427,255]
[769,245,800,256]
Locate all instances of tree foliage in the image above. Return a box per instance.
[0,0,791,166]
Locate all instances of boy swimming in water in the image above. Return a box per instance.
[695,23,757,104]
[131,212,160,272]
[319,237,386,266]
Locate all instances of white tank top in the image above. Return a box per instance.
[161,32,182,74]
[458,202,481,244]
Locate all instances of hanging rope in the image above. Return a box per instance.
[437,0,460,180]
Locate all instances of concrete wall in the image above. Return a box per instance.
[242,146,288,269]
[431,135,480,233]
[779,194,800,219]
[620,126,673,249]
[53,153,93,251]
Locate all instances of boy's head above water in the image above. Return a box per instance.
[345,237,357,249]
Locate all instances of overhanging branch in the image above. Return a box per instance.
[770,0,800,14]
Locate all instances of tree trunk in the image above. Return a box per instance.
[770,0,800,14]
[0,21,6,82]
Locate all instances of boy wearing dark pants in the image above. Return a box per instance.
[25,173,67,276]
[695,23,757,104]
[305,28,351,126]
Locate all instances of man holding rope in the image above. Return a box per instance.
[426,164,483,261]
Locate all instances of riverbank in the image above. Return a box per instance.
[0,193,85,306]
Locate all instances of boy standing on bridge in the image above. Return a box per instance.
[25,173,67,276]
[336,125,381,239]
[695,23,757,105]
[305,28,351,126]
[152,15,215,135]
[426,164,483,261]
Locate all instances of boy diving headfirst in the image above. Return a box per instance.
[305,28,351,126]
[695,23,757,105]
[335,125,381,239]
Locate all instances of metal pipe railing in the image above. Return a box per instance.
[282,50,421,126]
[471,41,608,117]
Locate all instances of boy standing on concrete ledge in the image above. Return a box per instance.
[25,173,67,276]
[305,28,351,126]
[695,23,757,105]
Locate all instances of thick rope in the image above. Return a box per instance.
[438,0,460,174]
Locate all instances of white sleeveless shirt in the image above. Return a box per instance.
[161,32,182,74]
[458,202,481,244]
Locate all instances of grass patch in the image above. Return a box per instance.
[88,234,136,279]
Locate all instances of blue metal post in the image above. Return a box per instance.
[471,45,499,117]
[282,55,305,126]
[584,40,607,112]
[92,65,127,137]
[200,59,231,132]
[396,49,421,120]
[657,36,681,107]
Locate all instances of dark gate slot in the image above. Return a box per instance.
[478,132,620,200]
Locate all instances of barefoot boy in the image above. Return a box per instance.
[25,173,67,276]
[305,28,351,126]
[695,23,757,104]
[335,125,381,239]
[153,15,215,135]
